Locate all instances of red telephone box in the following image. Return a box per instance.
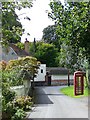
[74,71,84,96]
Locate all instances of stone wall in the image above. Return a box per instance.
[10,85,25,97]
[10,80,31,97]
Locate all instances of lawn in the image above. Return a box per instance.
[60,85,89,98]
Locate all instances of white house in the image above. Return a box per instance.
[34,64,46,82]
[33,66,74,86]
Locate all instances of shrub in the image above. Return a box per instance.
[2,101,26,120]
[2,84,16,120]
[2,95,33,120]
[1,56,39,120]
[2,70,23,86]
[0,60,7,70]
[2,95,32,120]
[14,96,33,111]
[11,109,26,120]
[6,56,40,80]
[2,82,16,103]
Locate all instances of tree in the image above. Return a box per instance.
[16,42,24,50]
[48,1,90,71]
[2,1,33,45]
[42,25,61,51]
[57,43,85,73]
[29,41,59,67]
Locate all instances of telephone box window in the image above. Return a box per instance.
[41,69,43,73]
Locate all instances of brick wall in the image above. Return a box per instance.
[51,79,73,86]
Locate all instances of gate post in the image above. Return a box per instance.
[48,75,51,86]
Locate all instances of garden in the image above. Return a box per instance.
[0,56,40,120]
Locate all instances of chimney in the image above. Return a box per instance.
[24,38,29,54]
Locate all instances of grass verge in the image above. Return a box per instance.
[60,85,89,98]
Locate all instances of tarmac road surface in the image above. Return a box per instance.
[27,86,88,119]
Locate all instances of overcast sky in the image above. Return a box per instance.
[16,0,64,43]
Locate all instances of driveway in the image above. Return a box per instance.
[27,86,88,119]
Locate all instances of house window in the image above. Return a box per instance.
[41,69,43,73]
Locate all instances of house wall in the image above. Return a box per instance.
[51,74,74,80]
[52,75,67,80]
[51,74,74,85]
[34,64,46,81]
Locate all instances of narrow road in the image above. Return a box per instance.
[27,86,88,119]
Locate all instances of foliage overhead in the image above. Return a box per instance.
[16,42,25,50]
[42,25,61,50]
[48,1,90,70]
[2,1,33,45]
